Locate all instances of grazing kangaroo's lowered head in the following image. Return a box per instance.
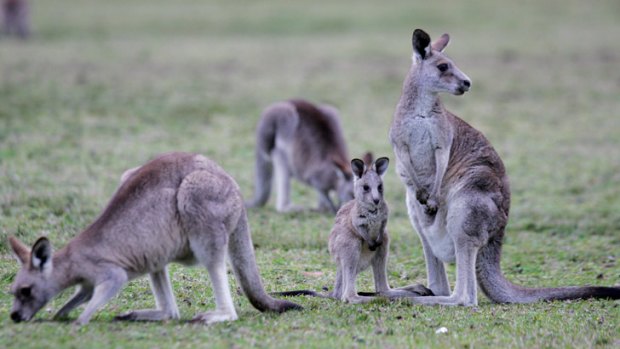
[8,237,56,323]
[409,29,471,96]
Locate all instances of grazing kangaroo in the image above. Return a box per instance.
[8,152,302,325]
[2,0,29,39]
[388,29,620,306]
[246,99,354,213]
[274,156,432,303]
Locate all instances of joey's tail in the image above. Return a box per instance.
[476,238,620,303]
[228,212,303,313]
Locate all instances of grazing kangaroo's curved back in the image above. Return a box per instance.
[389,29,620,306]
[246,99,354,213]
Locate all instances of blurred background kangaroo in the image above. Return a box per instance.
[8,153,301,325]
[2,0,29,38]
[389,29,620,306]
[274,155,432,303]
[246,99,355,213]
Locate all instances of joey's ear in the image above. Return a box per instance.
[412,29,432,60]
[31,237,53,274]
[374,157,390,177]
[8,236,30,265]
[351,159,365,179]
[431,33,450,52]
[362,152,374,166]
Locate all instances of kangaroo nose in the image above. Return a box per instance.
[373,199,380,205]
[10,311,22,323]
[463,80,471,88]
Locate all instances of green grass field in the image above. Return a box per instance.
[1,0,619,347]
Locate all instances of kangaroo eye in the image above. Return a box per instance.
[437,63,449,72]
[378,184,383,193]
[19,287,32,298]
[363,185,370,192]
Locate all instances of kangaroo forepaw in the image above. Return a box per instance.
[424,200,438,215]
[415,188,430,204]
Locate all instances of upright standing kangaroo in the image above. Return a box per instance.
[8,152,301,325]
[2,0,29,38]
[246,99,354,213]
[273,156,432,303]
[389,29,620,306]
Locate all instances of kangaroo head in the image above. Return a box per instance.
[351,156,389,208]
[8,236,57,323]
[411,29,471,96]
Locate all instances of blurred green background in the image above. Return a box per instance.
[0,0,619,348]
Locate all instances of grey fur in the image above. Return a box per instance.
[275,156,433,302]
[246,99,354,213]
[8,152,301,325]
[389,29,620,306]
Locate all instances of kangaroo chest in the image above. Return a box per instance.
[392,116,451,189]
[353,212,385,241]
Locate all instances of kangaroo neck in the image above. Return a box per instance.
[51,245,81,291]
[398,67,444,119]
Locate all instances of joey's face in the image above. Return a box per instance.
[354,173,384,207]
[350,157,389,209]
[10,269,54,322]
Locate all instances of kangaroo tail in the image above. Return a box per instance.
[228,212,303,312]
[271,290,332,298]
[246,102,297,208]
[476,238,620,303]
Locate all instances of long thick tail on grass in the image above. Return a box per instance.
[245,102,297,208]
[228,212,303,313]
[476,238,620,303]
[271,290,332,298]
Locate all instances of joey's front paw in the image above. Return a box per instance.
[415,188,430,205]
[424,199,438,216]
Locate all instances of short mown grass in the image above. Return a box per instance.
[1,0,619,348]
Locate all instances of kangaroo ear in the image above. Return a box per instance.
[362,152,374,166]
[351,159,365,179]
[31,237,53,274]
[333,158,352,181]
[8,236,30,265]
[412,29,432,60]
[374,157,390,177]
[431,33,450,52]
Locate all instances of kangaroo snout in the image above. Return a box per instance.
[10,311,23,323]
[456,79,471,95]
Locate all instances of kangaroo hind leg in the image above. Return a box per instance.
[188,224,238,324]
